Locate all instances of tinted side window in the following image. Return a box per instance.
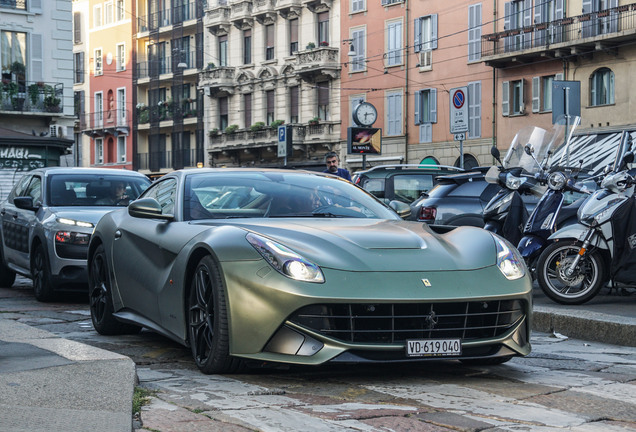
[25,177,42,205]
[143,178,177,215]
[362,178,385,198]
[393,174,433,202]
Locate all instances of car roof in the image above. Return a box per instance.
[355,164,464,177]
[435,170,489,185]
[30,167,150,178]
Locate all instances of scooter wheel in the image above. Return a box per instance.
[536,240,605,305]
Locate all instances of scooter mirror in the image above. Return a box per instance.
[524,143,534,156]
[490,146,502,165]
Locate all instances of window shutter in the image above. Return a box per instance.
[430,88,437,123]
[520,79,525,113]
[555,0,564,18]
[414,17,422,52]
[430,15,438,50]
[468,4,481,62]
[502,81,510,116]
[522,0,532,49]
[414,90,421,125]
[419,124,432,143]
[468,81,481,139]
[31,34,43,83]
[532,76,540,112]
[74,12,82,44]
[582,0,594,37]
[504,2,511,52]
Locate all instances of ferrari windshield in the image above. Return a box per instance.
[184,171,401,220]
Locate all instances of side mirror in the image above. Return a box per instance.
[128,198,174,221]
[389,200,411,219]
[524,143,534,156]
[490,146,502,165]
[13,196,38,211]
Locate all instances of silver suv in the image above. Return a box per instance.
[0,167,151,301]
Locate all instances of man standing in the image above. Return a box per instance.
[323,151,351,181]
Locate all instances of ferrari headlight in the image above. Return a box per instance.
[56,217,94,228]
[505,173,526,190]
[246,233,324,283]
[493,235,525,280]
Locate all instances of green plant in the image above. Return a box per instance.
[308,116,320,124]
[224,124,239,134]
[306,42,316,49]
[132,387,154,415]
[270,119,284,129]
[207,62,216,69]
[28,84,41,105]
[209,128,219,137]
[138,110,149,124]
[43,95,61,112]
[10,61,25,76]
[250,121,265,131]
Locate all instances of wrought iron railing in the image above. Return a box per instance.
[138,1,197,32]
[0,81,63,113]
[83,109,130,130]
[135,148,204,171]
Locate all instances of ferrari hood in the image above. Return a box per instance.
[229,219,498,272]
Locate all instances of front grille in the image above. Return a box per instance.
[289,300,525,344]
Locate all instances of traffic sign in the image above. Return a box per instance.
[277,125,290,157]
[454,133,466,141]
[449,86,469,134]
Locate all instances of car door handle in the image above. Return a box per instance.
[114,230,122,239]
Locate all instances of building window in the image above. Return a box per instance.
[117,136,126,163]
[116,43,125,71]
[219,35,228,66]
[582,0,617,37]
[244,93,252,128]
[386,20,402,66]
[219,97,228,130]
[350,95,365,125]
[104,1,114,25]
[94,48,103,75]
[386,91,402,136]
[468,4,481,61]
[351,0,365,13]
[317,84,329,120]
[502,79,525,116]
[74,52,84,84]
[266,90,275,124]
[0,31,26,88]
[534,0,564,45]
[290,86,299,123]
[414,88,437,125]
[94,5,102,27]
[504,0,532,52]
[243,30,251,64]
[414,14,438,52]
[590,68,615,106]
[532,73,562,112]
[117,87,126,124]
[95,92,103,127]
[74,12,82,44]
[350,28,366,72]
[317,12,329,45]
[289,19,298,54]
[265,24,275,60]
[95,138,104,164]
[116,0,125,21]
[468,81,481,138]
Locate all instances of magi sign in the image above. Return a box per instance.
[0,146,46,171]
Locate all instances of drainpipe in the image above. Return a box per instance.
[491,0,497,153]
[405,0,410,164]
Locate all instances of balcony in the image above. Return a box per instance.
[200,66,236,96]
[82,109,130,137]
[301,0,331,12]
[136,148,205,171]
[274,0,301,18]
[229,0,253,29]
[139,2,199,33]
[294,46,340,81]
[136,101,199,127]
[204,3,231,35]
[0,81,63,115]
[481,4,636,68]
[252,0,277,23]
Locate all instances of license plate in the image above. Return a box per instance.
[406,339,462,357]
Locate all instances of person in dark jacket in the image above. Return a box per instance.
[323,151,351,181]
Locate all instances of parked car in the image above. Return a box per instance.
[0,167,151,301]
[87,167,532,374]
[410,169,540,227]
[353,164,464,204]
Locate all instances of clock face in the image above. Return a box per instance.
[354,102,377,126]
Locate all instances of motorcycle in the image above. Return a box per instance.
[536,130,636,305]
[517,116,599,277]
[483,120,569,245]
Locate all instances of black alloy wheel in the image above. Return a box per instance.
[0,246,16,288]
[188,255,243,374]
[89,244,140,335]
[32,244,55,302]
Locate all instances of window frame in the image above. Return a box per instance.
[95,138,104,165]
[386,90,403,136]
[116,42,125,71]
[350,27,366,72]
[590,68,615,107]
[386,19,403,67]
[94,48,103,76]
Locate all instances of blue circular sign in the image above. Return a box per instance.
[453,90,465,109]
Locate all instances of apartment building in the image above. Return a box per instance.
[134,0,205,176]
[481,0,636,147]
[202,0,342,169]
[0,0,75,196]
[340,0,496,171]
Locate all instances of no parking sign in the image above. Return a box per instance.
[449,86,468,134]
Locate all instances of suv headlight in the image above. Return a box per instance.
[493,235,525,280]
[247,233,324,283]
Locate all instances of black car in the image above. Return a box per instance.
[410,170,542,227]
[353,164,464,204]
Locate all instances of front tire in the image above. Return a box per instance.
[536,240,605,305]
[188,255,243,374]
[89,244,141,335]
[0,248,16,288]
[32,244,55,302]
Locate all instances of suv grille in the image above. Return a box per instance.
[289,300,525,344]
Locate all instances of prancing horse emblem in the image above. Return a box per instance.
[425,310,439,329]
[421,278,431,287]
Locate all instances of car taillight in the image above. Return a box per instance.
[55,231,91,245]
[418,206,437,222]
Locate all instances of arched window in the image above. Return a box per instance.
[590,68,614,107]
[420,156,440,166]
[454,154,479,170]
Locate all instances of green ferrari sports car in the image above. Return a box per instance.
[88,168,532,374]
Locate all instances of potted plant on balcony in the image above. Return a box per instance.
[43,95,61,112]
[225,124,239,134]
[270,119,284,129]
[308,116,320,126]
[28,83,41,106]
[306,42,316,50]
[250,121,265,131]
[319,41,329,47]
[206,62,216,70]
[209,128,219,137]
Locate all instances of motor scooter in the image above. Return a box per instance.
[536,130,636,304]
[483,120,569,245]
